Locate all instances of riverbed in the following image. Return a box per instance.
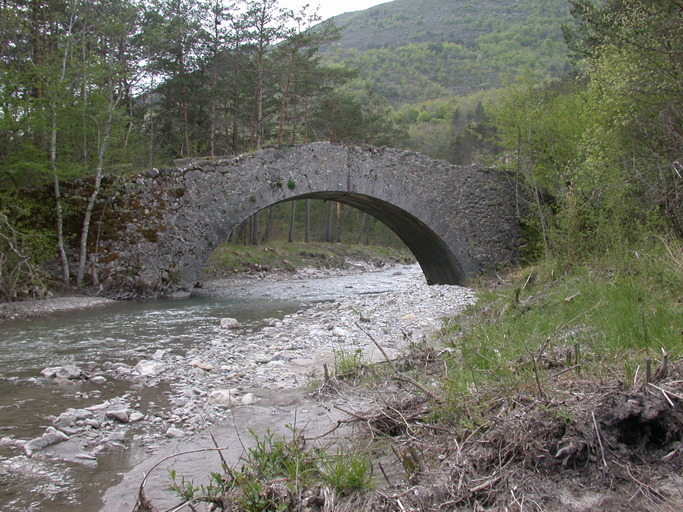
[0,263,475,512]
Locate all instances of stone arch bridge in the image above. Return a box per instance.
[95,142,522,297]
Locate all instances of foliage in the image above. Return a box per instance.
[320,448,374,492]
[484,0,683,258]
[309,86,408,147]
[227,199,410,249]
[324,0,573,105]
[201,241,414,278]
[565,0,683,235]
[167,425,374,510]
[332,347,368,379]
[0,210,50,301]
[437,241,683,426]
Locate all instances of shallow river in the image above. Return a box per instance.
[0,264,447,512]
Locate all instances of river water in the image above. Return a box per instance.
[0,292,303,511]
[0,264,474,512]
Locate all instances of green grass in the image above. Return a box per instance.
[434,239,683,426]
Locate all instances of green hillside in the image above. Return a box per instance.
[322,0,573,105]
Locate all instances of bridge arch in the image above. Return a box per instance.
[96,142,521,297]
[270,192,466,285]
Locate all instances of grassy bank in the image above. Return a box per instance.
[199,241,416,280]
[440,241,683,415]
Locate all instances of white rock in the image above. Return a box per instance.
[192,360,214,371]
[67,408,94,420]
[207,389,238,408]
[135,360,165,376]
[25,427,69,455]
[129,412,145,422]
[152,349,169,360]
[241,393,256,405]
[52,413,75,431]
[166,427,185,438]
[106,409,131,423]
[220,317,240,329]
[41,364,85,380]
[108,432,126,443]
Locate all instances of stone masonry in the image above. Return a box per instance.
[93,142,522,297]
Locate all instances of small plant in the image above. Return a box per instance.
[242,426,315,482]
[332,347,367,379]
[287,179,296,190]
[321,448,374,493]
[166,423,377,510]
[168,469,199,501]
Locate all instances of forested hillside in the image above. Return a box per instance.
[324,0,572,104]
[311,0,573,164]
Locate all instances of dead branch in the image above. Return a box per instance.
[356,322,438,400]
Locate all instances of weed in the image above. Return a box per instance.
[321,448,374,493]
[333,347,367,379]
[167,424,375,510]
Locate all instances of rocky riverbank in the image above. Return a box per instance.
[0,263,476,512]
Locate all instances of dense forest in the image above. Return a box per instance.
[0,0,682,299]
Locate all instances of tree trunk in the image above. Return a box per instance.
[336,202,342,243]
[263,206,274,242]
[278,49,296,145]
[76,106,113,286]
[356,212,367,245]
[326,201,333,242]
[255,51,264,150]
[51,104,69,285]
[251,212,260,245]
[181,81,190,155]
[291,95,298,145]
[76,61,120,286]
[288,200,296,242]
[304,199,310,243]
[365,215,372,245]
[303,97,309,143]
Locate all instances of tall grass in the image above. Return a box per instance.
[436,239,683,425]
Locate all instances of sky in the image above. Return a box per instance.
[279,0,390,21]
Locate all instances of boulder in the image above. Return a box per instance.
[52,412,75,431]
[166,427,185,438]
[241,393,256,405]
[25,427,69,455]
[192,360,214,371]
[106,409,131,423]
[129,412,145,422]
[67,408,94,421]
